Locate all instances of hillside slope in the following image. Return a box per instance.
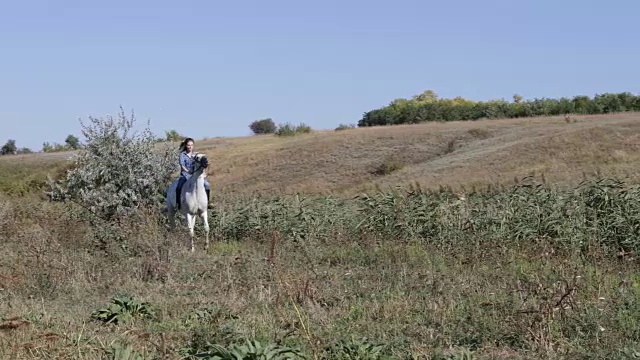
[1,112,639,196]
[198,112,640,195]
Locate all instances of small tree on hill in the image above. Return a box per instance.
[0,139,17,155]
[165,129,182,142]
[249,118,277,135]
[65,134,81,149]
[46,107,177,222]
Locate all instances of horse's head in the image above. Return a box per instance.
[193,152,209,171]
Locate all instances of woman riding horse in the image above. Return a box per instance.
[176,137,212,209]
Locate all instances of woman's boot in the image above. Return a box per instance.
[176,186,181,210]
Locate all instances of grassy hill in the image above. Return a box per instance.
[1,113,639,359]
[2,112,639,197]
[200,112,640,195]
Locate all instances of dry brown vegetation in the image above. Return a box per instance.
[2,112,640,197]
[203,112,640,195]
[0,113,639,359]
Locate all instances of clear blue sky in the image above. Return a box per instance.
[2,0,639,150]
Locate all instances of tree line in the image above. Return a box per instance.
[357,90,640,127]
[0,135,83,155]
[0,129,188,156]
[4,90,638,155]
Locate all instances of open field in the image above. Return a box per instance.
[0,113,639,359]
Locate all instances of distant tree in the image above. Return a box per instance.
[65,134,81,149]
[249,118,277,135]
[0,139,17,155]
[42,141,69,153]
[513,94,523,103]
[412,90,439,103]
[17,147,32,154]
[165,129,182,142]
[42,142,53,152]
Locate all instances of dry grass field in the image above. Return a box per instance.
[0,113,639,359]
[2,112,640,197]
[191,112,640,195]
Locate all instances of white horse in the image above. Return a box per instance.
[165,152,210,252]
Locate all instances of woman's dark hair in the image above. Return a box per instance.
[179,137,195,152]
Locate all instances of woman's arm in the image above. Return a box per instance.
[179,153,191,174]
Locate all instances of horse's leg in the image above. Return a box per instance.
[186,213,196,252]
[201,210,210,251]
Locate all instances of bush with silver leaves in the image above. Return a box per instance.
[47,107,178,222]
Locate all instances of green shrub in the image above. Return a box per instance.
[0,139,17,155]
[164,129,185,142]
[335,124,356,131]
[275,122,312,137]
[194,339,307,360]
[295,123,312,134]
[42,141,69,153]
[91,294,155,325]
[250,118,277,135]
[45,106,176,222]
